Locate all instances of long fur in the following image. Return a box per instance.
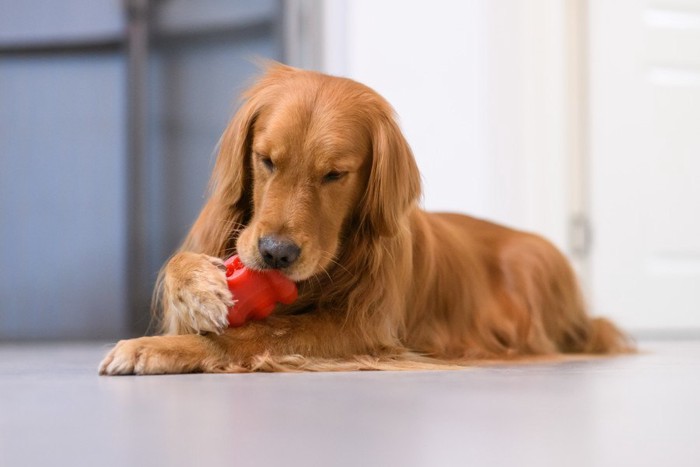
[100,64,633,376]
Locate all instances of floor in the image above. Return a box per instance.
[0,341,698,467]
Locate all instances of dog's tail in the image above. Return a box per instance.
[580,316,635,354]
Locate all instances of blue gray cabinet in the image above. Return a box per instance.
[0,0,283,340]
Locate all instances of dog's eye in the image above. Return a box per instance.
[260,156,275,172]
[322,171,347,184]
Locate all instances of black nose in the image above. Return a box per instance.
[258,236,301,269]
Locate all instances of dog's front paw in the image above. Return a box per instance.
[99,335,231,375]
[162,253,234,335]
[99,337,167,375]
[99,334,215,375]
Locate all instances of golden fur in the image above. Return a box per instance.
[100,64,632,375]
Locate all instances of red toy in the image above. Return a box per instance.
[223,255,298,327]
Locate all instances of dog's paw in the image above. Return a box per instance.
[163,253,234,335]
[99,335,231,375]
[99,337,170,375]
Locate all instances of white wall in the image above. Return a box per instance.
[336,0,490,218]
[320,0,572,253]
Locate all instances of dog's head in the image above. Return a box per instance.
[212,64,420,281]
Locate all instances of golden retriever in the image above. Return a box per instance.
[99,64,632,375]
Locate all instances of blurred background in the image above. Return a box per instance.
[1,0,698,341]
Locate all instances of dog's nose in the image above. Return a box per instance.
[258,236,301,269]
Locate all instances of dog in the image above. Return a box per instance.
[99,64,632,375]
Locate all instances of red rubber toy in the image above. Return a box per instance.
[224,255,298,327]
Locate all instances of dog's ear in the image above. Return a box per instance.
[181,75,277,255]
[180,64,297,255]
[210,63,295,212]
[179,95,258,255]
[209,93,259,210]
[360,111,421,237]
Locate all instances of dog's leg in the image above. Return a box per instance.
[160,251,234,335]
[99,312,389,375]
[98,334,231,375]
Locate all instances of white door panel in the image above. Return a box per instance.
[589,0,700,333]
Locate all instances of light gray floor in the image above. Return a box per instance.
[0,341,698,467]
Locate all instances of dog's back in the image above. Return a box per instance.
[404,211,633,359]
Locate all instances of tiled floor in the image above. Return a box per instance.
[0,341,698,467]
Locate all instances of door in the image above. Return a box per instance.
[588,0,700,334]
